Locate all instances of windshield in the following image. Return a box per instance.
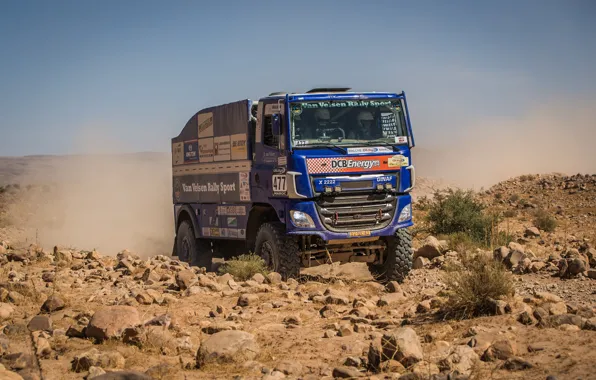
[290,99,409,147]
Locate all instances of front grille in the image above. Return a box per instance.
[315,192,397,232]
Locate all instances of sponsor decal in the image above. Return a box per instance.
[198,112,214,138]
[228,228,239,238]
[199,138,214,162]
[216,205,246,216]
[306,155,404,174]
[231,133,247,160]
[394,136,408,144]
[214,136,231,161]
[172,142,184,166]
[277,156,287,166]
[346,147,392,154]
[227,217,237,227]
[388,154,409,168]
[349,230,371,237]
[184,141,199,162]
[239,172,250,201]
[209,227,220,237]
[181,181,237,194]
[273,166,286,174]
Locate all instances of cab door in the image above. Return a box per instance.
[252,101,287,201]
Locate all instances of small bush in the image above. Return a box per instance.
[509,194,520,202]
[218,253,269,281]
[426,188,491,244]
[441,251,515,319]
[533,209,557,232]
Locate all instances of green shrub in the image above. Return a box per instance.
[426,189,492,244]
[218,253,269,281]
[441,251,515,319]
[533,209,557,232]
[509,194,519,203]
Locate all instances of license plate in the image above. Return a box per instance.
[349,230,371,237]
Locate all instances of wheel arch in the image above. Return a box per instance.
[247,203,281,252]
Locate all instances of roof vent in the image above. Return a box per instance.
[306,87,351,93]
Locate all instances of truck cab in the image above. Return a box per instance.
[172,87,415,282]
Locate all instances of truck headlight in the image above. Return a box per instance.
[397,204,411,223]
[290,210,315,228]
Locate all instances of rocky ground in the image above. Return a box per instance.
[0,173,594,380]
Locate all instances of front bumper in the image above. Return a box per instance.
[285,193,413,241]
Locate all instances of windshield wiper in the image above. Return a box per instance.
[295,142,347,154]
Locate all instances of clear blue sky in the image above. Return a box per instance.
[1,0,594,156]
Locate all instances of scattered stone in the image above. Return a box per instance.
[524,227,540,238]
[41,295,65,313]
[196,330,260,366]
[267,272,282,284]
[386,281,403,294]
[71,348,125,372]
[27,315,52,332]
[85,306,141,341]
[0,303,14,320]
[282,315,301,326]
[91,371,152,380]
[251,273,265,284]
[482,339,518,361]
[332,366,364,378]
[438,345,479,376]
[381,327,423,367]
[87,366,106,379]
[546,302,567,316]
[175,270,195,290]
[415,236,444,260]
[237,294,258,307]
[502,357,533,371]
[412,256,430,269]
[518,311,535,325]
[41,272,55,283]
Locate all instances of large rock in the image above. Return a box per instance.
[412,256,430,269]
[86,306,141,341]
[381,327,423,367]
[414,236,445,260]
[196,330,260,366]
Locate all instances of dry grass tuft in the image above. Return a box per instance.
[218,253,269,281]
[440,251,515,320]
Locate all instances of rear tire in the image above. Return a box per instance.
[255,222,301,280]
[176,220,213,271]
[368,228,413,283]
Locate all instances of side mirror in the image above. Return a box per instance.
[272,114,281,135]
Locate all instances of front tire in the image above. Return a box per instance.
[176,220,213,271]
[255,222,301,280]
[368,228,413,283]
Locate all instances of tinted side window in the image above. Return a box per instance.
[263,115,278,147]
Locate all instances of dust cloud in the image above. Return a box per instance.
[413,99,596,189]
[6,131,174,257]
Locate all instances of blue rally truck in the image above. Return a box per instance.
[171,87,416,282]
